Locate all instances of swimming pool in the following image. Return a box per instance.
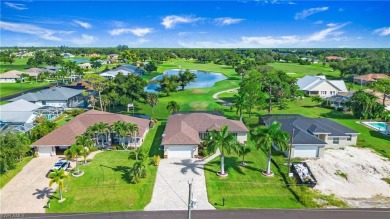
[362,122,389,132]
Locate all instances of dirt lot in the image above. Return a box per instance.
[306,146,390,208]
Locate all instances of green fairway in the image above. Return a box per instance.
[269,62,340,79]
[0,157,33,189]
[205,141,304,209]
[0,58,31,73]
[0,82,52,98]
[47,122,164,212]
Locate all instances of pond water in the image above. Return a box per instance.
[69,58,90,63]
[144,69,227,93]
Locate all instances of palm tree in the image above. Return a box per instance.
[311,96,323,106]
[64,144,83,174]
[206,125,237,176]
[128,147,146,162]
[86,124,99,146]
[145,92,159,117]
[130,161,147,184]
[48,169,70,201]
[231,92,248,121]
[112,121,128,148]
[95,122,110,146]
[76,135,93,164]
[251,121,289,176]
[126,123,139,148]
[166,101,180,114]
[235,142,251,166]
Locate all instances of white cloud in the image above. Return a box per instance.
[109,27,153,37]
[70,34,95,45]
[314,20,323,25]
[161,15,201,29]
[307,23,348,41]
[288,2,296,5]
[373,27,390,36]
[74,20,92,29]
[214,17,244,26]
[5,2,27,10]
[179,23,349,48]
[295,7,329,20]
[0,21,62,41]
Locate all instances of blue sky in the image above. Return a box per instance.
[1,0,389,48]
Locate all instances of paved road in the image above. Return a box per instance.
[144,158,214,211]
[10,209,390,219]
[0,156,62,213]
[212,87,239,105]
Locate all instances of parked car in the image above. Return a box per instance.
[50,160,70,172]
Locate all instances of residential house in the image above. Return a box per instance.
[326,56,345,61]
[297,75,347,97]
[260,114,359,158]
[9,86,85,108]
[162,112,248,158]
[108,54,119,63]
[100,70,133,79]
[0,99,41,133]
[0,70,24,83]
[31,110,150,156]
[61,53,75,58]
[353,73,390,86]
[325,92,354,110]
[78,63,92,69]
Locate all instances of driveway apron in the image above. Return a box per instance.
[145,158,215,211]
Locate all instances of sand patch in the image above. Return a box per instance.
[306,146,390,207]
[191,89,206,94]
[189,102,208,110]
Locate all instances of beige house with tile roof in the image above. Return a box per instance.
[162,112,248,158]
[32,110,150,156]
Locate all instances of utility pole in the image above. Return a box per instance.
[187,179,193,219]
[287,128,295,177]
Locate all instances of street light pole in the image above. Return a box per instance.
[188,179,193,219]
[287,128,295,177]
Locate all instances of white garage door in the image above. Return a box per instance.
[168,146,194,158]
[294,146,318,158]
[38,147,53,156]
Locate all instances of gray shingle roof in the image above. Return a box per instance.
[9,87,83,102]
[261,114,358,145]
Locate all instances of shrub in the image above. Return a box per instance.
[33,152,39,158]
[65,109,84,117]
[334,170,348,180]
[89,146,98,152]
[152,155,160,166]
[112,146,117,150]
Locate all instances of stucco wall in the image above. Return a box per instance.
[311,82,340,97]
[236,132,248,144]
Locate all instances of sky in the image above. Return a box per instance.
[0,0,389,48]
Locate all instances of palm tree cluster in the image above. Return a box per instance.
[111,121,139,149]
[206,122,289,177]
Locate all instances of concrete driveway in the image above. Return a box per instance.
[145,158,215,211]
[0,156,65,213]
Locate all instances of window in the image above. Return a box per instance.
[347,135,352,141]
[333,137,339,144]
[330,91,336,96]
[321,91,327,95]
[199,132,209,140]
[42,101,47,105]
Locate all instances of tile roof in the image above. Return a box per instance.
[162,112,248,145]
[353,73,390,82]
[260,114,358,145]
[32,110,150,146]
[9,87,83,102]
[0,70,25,79]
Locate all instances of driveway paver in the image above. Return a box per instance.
[0,156,65,213]
[145,158,215,211]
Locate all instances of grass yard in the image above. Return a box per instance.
[269,62,340,79]
[0,157,33,189]
[204,141,304,209]
[0,82,52,98]
[47,122,164,212]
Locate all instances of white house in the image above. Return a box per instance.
[0,70,25,83]
[162,112,248,158]
[297,75,347,98]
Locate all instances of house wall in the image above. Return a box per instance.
[290,144,325,158]
[0,78,17,83]
[35,100,67,107]
[311,82,340,97]
[325,136,357,149]
[236,132,248,144]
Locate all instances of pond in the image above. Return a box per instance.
[69,58,90,64]
[144,69,227,93]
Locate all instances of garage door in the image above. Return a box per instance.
[168,146,194,158]
[38,147,53,156]
[294,146,318,158]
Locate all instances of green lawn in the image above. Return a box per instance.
[0,157,33,189]
[205,141,304,209]
[47,122,164,212]
[0,82,52,98]
[269,62,340,79]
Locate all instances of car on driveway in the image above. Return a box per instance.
[50,160,70,172]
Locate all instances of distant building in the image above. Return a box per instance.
[353,73,390,86]
[297,75,347,97]
[326,56,345,61]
